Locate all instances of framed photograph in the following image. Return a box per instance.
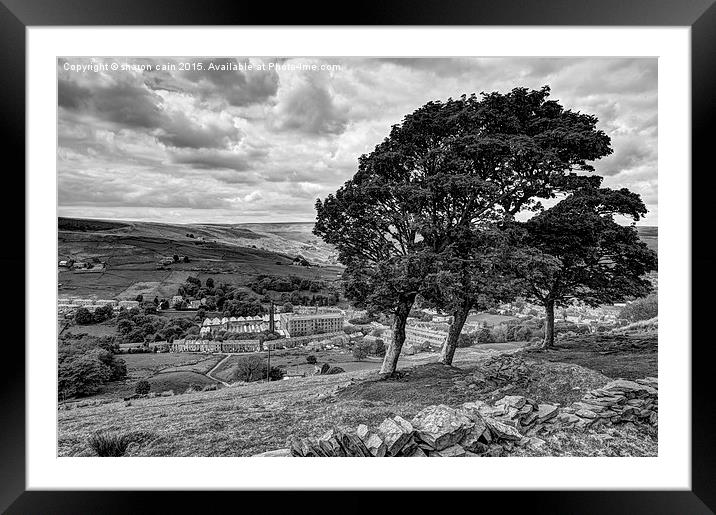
[6,0,714,511]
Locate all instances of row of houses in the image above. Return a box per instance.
[171,339,263,353]
[199,315,281,336]
[199,312,345,339]
[170,330,348,354]
[57,297,140,315]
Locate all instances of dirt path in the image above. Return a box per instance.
[206,354,231,386]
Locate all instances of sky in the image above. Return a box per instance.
[57,57,658,225]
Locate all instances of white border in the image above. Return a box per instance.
[28,27,690,490]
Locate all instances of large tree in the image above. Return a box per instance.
[315,86,613,373]
[422,226,522,364]
[418,86,614,365]
[513,187,658,348]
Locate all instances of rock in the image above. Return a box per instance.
[397,437,419,457]
[556,413,582,426]
[496,395,527,409]
[364,433,388,457]
[521,412,538,427]
[460,400,489,419]
[411,405,473,451]
[318,429,345,456]
[484,417,522,441]
[517,404,533,416]
[356,424,370,441]
[336,430,372,457]
[527,437,546,449]
[407,446,427,457]
[288,436,303,456]
[460,424,490,453]
[603,379,656,396]
[377,416,414,456]
[160,390,174,397]
[435,444,466,457]
[536,404,559,422]
[575,409,599,419]
[254,448,292,457]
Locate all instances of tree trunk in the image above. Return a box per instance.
[379,295,415,377]
[542,299,555,349]
[439,301,471,366]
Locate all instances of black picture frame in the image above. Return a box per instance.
[4,0,714,512]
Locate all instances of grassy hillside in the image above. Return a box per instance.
[58,217,343,299]
[57,334,657,457]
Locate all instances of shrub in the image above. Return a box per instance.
[268,366,286,381]
[135,380,150,395]
[476,327,492,343]
[457,333,476,348]
[619,294,658,323]
[325,366,345,375]
[88,431,134,457]
[306,355,318,365]
[373,339,386,357]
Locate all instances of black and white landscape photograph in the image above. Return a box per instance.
[57,56,658,458]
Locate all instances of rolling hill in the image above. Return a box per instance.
[58,217,343,299]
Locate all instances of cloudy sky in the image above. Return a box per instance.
[57,57,657,225]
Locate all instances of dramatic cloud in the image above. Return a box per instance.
[58,57,658,224]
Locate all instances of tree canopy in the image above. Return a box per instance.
[512,187,658,347]
[316,86,616,372]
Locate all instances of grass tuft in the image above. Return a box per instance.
[87,430,153,457]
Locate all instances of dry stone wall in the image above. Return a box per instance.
[278,377,657,457]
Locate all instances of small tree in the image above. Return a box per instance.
[74,307,94,325]
[135,380,150,395]
[352,342,370,361]
[232,355,266,382]
[173,254,179,263]
[306,355,318,365]
[513,187,657,348]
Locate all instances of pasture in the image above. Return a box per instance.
[92,352,226,400]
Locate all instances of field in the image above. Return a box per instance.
[57,334,657,457]
[529,333,658,380]
[58,217,344,300]
[91,353,226,400]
